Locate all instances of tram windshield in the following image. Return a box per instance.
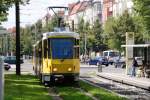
[51,38,73,59]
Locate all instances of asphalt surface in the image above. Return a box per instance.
[4,59,33,74]
[4,60,124,75]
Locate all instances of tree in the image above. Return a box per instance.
[133,0,150,39]
[77,18,85,54]
[92,19,104,51]
[104,17,120,50]
[43,17,58,32]
[0,0,29,23]
[104,11,140,50]
[20,26,34,55]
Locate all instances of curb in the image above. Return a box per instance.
[97,73,150,91]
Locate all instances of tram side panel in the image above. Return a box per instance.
[41,39,51,83]
[73,39,80,81]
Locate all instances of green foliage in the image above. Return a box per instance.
[133,0,150,39]
[20,26,34,55]
[92,19,104,49]
[77,18,85,35]
[104,11,142,50]
[20,16,59,55]
[77,18,105,53]
[43,17,58,32]
[0,0,29,23]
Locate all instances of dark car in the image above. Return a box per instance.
[0,56,11,70]
[88,56,109,66]
[4,63,11,71]
[4,56,24,64]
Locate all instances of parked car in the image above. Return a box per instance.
[103,50,120,65]
[88,56,109,66]
[114,57,126,68]
[4,63,11,71]
[4,56,24,64]
[0,56,11,70]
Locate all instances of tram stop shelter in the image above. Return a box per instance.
[121,44,150,78]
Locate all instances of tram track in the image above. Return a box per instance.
[46,74,150,100]
[80,75,150,100]
[46,78,127,100]
[47,82,98,100]
[48,87,63,100]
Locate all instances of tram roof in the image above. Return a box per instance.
[121,44,150,47]
[42,31,80,40]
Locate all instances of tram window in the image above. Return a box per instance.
[74,47,79,58]
[48,39,51,58]
[51,38,73,59]
[76,39,79,45]
[44,40,47,58]
[74,39,79,45]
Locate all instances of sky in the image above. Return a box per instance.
[1,0,79,29]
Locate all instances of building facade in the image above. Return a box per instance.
[68,0,102,29]
[102,0,133,23]
[113,0,133,17]
[102,0,114,23]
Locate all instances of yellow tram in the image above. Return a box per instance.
[33,28,80,84]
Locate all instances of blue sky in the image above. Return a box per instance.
[1,0,78,29]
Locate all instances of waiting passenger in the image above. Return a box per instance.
[131,58,138,77]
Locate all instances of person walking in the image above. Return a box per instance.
[131,58,138,77]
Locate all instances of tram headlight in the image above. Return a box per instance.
[68,68,72,71]
[53,68,57,72]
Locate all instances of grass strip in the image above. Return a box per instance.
[56,86,93,100]
[79,80,127,100]
[5,74,52,100]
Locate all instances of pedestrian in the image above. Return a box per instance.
[131,57,138,77]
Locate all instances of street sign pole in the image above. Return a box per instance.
[0,58,4,100]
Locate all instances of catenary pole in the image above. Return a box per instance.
[15,0,21,75]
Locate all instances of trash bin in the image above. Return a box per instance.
[98,63,102,72]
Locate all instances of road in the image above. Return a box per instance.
[5,60,100,75]
[80,63,126,76]
[5,60,125,75]
[4,59,33,74]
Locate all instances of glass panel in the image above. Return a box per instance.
[109,52,120,57]
[51,38,73,59]
[44,40,47,58]
[104,52,108,56]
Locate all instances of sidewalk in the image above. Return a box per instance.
[97,66,150,90]
[81,63,98,68]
